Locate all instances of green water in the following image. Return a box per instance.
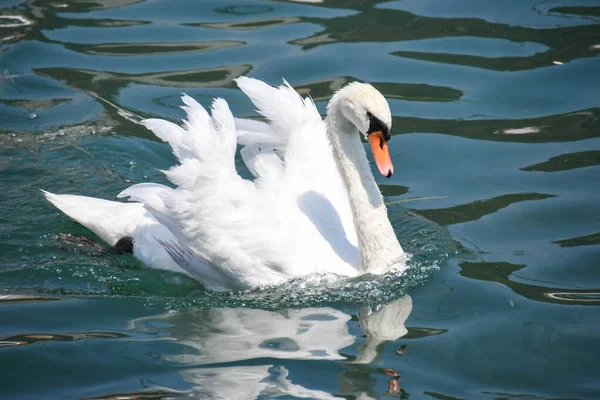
[1,1,599,399]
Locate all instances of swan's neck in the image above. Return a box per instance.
[325,107,404,274]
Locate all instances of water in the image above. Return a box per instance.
[1,0,599,398]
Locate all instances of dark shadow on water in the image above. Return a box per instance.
[292,2,600,72]
[65,40,245,57]
[185,16,299,31]
[459,261,600,305]
[379,184,409,197]
[552,232,600,248]
[549,6,600,18]
[79,388,191,400]
[294,77,464,103]
[35,65,252,98]
[394,108,600,143]
[0,331,128,348]
[32,65,252,137]
[414,193,555,226]
[0,294,61,304]
[521,150,600,172]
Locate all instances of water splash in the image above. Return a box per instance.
[7,209,451,311]
[208,262,440,311]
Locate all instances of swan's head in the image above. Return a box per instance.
[328,82,394,178]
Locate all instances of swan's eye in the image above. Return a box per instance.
[366,112,390,141]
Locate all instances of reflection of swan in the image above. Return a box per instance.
[43,77,406,291]
[180,365,340,400]
[130,307,355,365]
[357,295,413,364]
[182,365,339,400]
[128,297,412,399]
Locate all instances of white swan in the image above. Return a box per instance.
[43,78,406,291]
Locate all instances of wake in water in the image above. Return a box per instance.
[1,207,455,311]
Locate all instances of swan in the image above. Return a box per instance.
[43,77,406,291]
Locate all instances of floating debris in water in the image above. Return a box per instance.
[381,368,400,378]
[387,376,401,395]
[396,344,408,355]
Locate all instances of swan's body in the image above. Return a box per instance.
[43,78,406,291]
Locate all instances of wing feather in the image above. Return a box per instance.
[234,78,359,274]
[141,93,292,289]
[136,78,360,289]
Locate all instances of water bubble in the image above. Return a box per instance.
[356,281,373,293]
[421,244,437,253]
[410,238,422,247]
[368,289,383,302]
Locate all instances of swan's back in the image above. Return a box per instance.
[146,79,360,286]
[128,95,295,289]
[47,78,361,291]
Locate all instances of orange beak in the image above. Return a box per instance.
[368,131,394,178]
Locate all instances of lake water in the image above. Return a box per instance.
[1,1,599,399]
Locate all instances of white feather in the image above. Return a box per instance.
[42,190,145,246]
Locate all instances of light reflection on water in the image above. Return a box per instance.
[127,296,413,399]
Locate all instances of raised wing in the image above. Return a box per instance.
[138,96,293,289]
[235,78,360,274]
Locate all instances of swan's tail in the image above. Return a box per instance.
[42,190,146,246]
